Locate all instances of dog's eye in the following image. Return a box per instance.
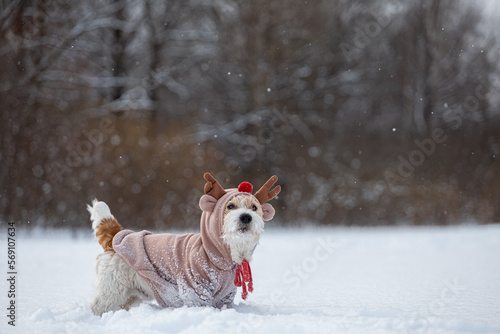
[252,205,257,211]
[227,204,235,210]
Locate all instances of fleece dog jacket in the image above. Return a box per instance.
[112,188,274,308]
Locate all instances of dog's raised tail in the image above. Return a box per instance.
[87,199,122,252]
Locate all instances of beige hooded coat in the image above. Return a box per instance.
[112,189,262,308]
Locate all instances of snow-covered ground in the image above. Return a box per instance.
[1,225,499,334]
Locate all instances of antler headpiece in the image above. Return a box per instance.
[203,172,227,200]
[254,175,281,203]
[203,173,281,203]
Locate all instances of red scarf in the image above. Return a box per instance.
[234,260,253,300]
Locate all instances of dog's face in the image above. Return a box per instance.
[223,194,264,233]
[222,194,265,263]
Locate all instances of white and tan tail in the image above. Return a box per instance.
[87,199,122,252]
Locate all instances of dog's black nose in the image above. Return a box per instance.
[240,213,252,224]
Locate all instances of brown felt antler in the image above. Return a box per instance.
[254,175,281,204]
[203,172,227,200]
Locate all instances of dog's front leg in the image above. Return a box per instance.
[179,283,215,307]
[217,290,236,309]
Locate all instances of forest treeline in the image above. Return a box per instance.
[1,0,499,229]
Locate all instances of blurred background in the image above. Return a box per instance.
[1,0,499,230]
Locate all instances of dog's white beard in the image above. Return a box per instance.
[222,208,264,264]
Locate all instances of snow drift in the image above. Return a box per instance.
[1,225,499,334]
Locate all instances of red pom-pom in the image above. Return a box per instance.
[238,182,253,193]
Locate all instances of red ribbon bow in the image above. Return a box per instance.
[234,259,253,300]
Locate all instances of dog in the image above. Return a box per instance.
[88,172,280,316]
